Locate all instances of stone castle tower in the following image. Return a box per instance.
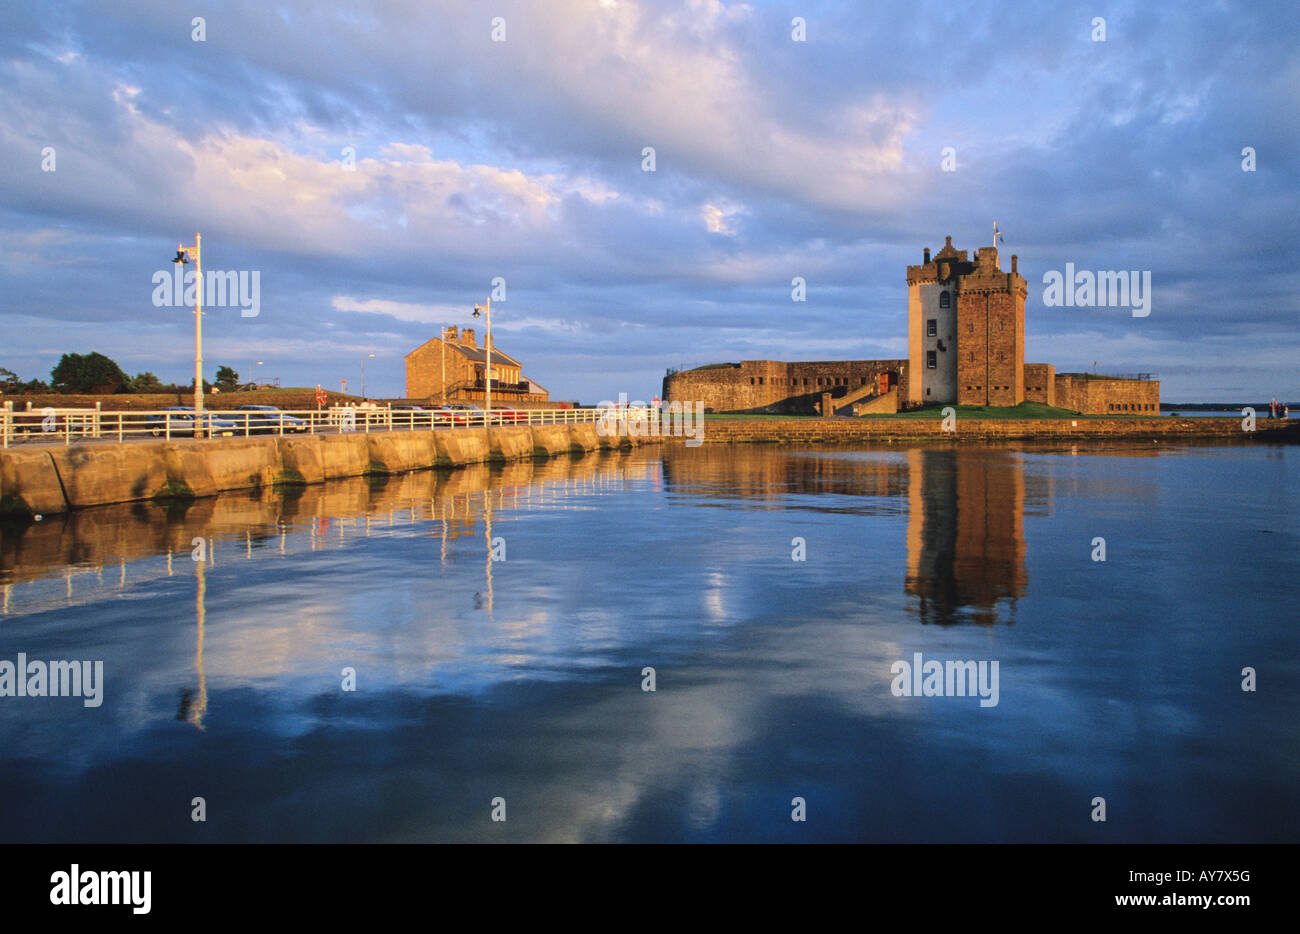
[906,236,1027,406]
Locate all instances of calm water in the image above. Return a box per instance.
[0,443,1296,842]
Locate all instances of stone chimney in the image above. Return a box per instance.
[443,325,459,343]
[461,328,476,348]
[1011,254,1018,274]
[923,247,931,264]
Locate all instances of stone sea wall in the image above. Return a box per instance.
[0,423,650,517]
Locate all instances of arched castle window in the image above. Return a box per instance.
[939,291,951,309]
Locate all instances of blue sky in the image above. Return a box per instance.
[1,0,1296,402]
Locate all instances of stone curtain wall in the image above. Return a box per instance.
[664,359,907,413]
[1055,375,1160,415]
[1023,364,1056,406]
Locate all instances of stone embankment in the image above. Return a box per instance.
[1,423,645,517]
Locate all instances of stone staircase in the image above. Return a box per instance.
[837,387,899,416]
[832,382,891,415]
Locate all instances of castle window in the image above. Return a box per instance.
[758,377,764,385]
[997,351,1004,361]
[927,319,937,337]
[969,322,974,333]
[750,377,755,385]
[968,352,975,362]
[939,291,951,309]
[926,351,937,369]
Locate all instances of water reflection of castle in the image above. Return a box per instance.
[656,444,1040,625]
[904,449,1030,625]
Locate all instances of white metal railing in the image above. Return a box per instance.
[0,401,652,448]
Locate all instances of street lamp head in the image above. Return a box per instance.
[172,248,189,265]
[472,305,481,318]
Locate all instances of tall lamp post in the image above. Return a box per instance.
[473,298,492,417]
[249,360,263,391]
[172,235,204,437]
[362,353,375,399]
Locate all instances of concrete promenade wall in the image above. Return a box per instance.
[1,424,647,517]
[692,417,1300,444]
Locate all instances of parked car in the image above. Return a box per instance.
[433,405,472,426]
[234,405,309,434]
[426,407,459,427]
[443,404,487,425]
[146,407,239,438]
[490,406,527,424]
[390,405,435,428]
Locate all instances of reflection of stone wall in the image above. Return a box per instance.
[660,443,907,501]
[1055,375,1159,414]
[679,416,1294,443]
[663,359,907,414]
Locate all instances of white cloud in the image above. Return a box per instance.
[332,296,581,333]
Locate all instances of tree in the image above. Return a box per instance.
[49,352,130,394]
[0,368,18,392]
[214,366,240,392]
[131,371,163,393]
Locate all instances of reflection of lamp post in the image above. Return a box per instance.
[172,234,203,437]
[483,495,494,613]
[473,299,491,415]
[362,353,375,399]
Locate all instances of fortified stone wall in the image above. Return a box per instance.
[1055,375,1160,415]
[664,359,907,413]
[1023,364,1056,406]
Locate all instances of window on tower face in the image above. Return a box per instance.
[927,351,937,369]
[939,291,951,309]
[927,319,937,337]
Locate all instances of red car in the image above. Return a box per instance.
[490,406,527,424]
